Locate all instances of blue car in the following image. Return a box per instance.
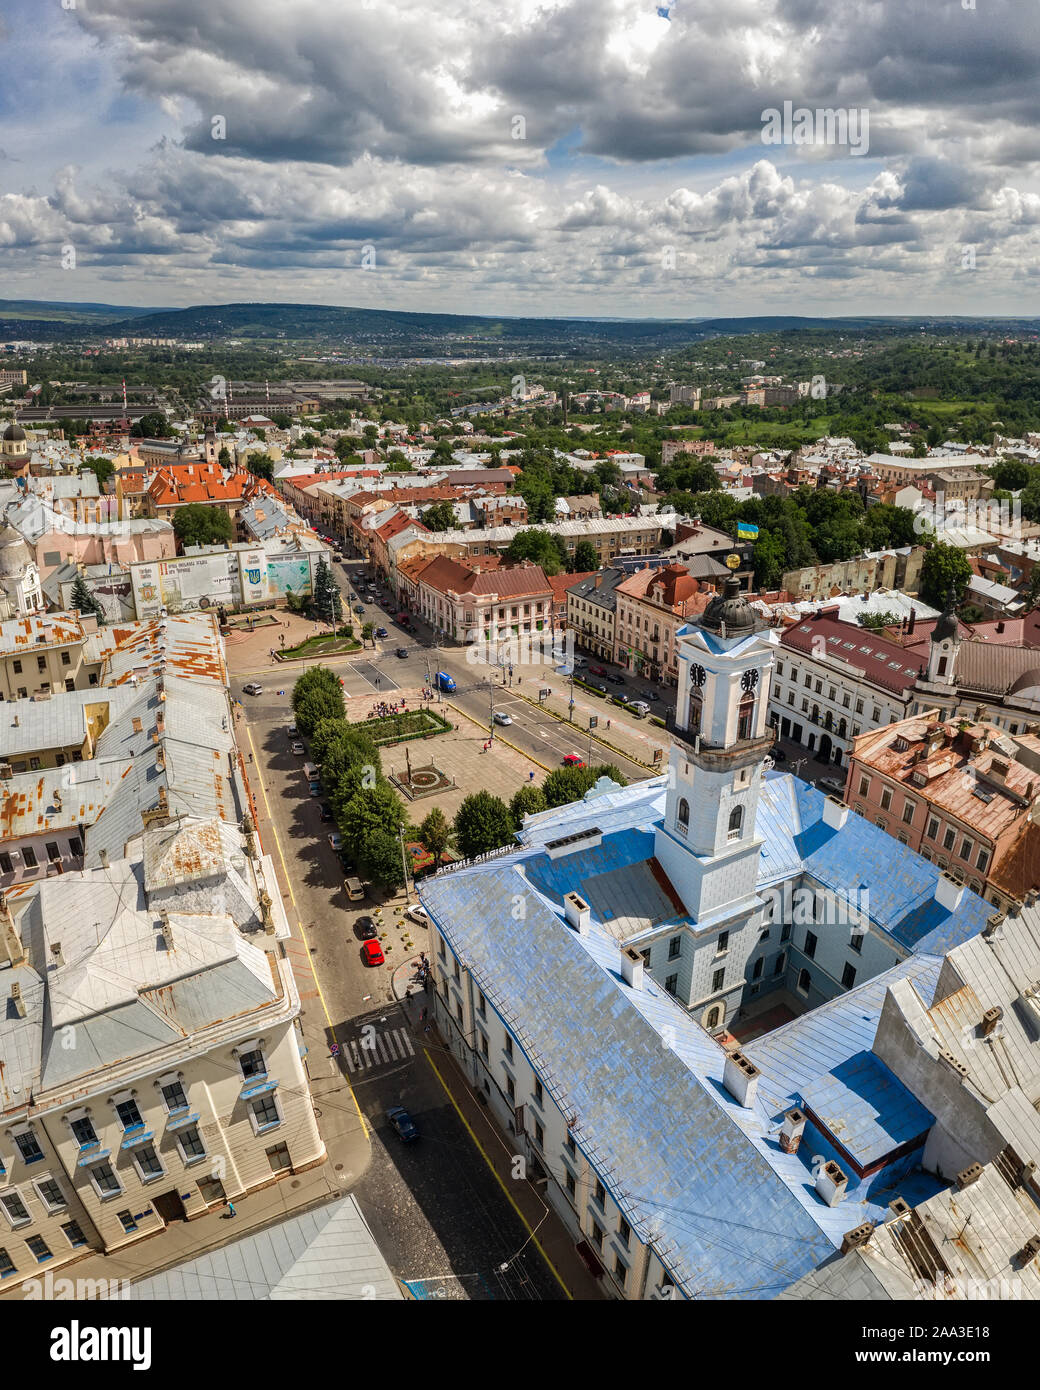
[386,1106,419,1142]
[435,671,456,693]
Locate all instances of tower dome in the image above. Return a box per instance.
[931,586,960,645]
[699,575,758,639]
[2,422,26,443]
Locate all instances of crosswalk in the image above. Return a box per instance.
[342,1026,416,1073]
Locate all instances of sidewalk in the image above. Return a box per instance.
[512,682,665,772]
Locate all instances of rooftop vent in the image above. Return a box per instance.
[936,871,965,913]
[888,1197,912,1220]
[10,981,26,1018]
[99,848,109,869]
[723,1051,760,1108]
[984,913,1005,940]
[938,1047,969,1079]
[980,1006,1004,1038]
[563,892,590,935]
[619,946,644,991]
[1016,1236,1040,1268]
[816,1159,848,1207]
[821,794,848,830]
[779,1108,806,1155]
[50,941,64,966]
[544,826,603,860]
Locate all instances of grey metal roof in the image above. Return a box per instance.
[116,1195,403,1300]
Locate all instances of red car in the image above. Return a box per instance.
[361,939,385,967]
[588,664,607,676]
[563,752,586,767]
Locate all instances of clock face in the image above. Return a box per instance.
[690,663,706,688]
[740,668,760,692]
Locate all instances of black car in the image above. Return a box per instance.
[395,647,409,658]
[606,673,626,685]
[769,745,788,762]
[375,626,389,638]
[319,801,333,822]
[355,916,377,940]
[587,680,608,695]
[386,1106,419,1143]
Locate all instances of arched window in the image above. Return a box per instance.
[838,718,847,739]
[798,968,811,994]
[688,691,702,735]
[727,805,743,840]
[677,798,689,834]
[737,691,755,740]
[705,1006,721,1030]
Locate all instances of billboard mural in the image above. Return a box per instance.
[59,570,135,623]
[267,553,314,601]
[128,547,317,616]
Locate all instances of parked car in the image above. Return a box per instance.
[361,939,385,967]
[606,673,626,685]
[819,776,846,796]
[642,691,660,702]
[386,1106,419,1142]
[587,680,608,696]
[318,802,333,822]
[328,831,343,854]
[309,780,322,798]
[573,656,589,668]
[615,692,630,705]
[353,603,365,615]
[629,701,651,717]
[395,647,409,658]
[405,904,430,926]
[493,711,512,726]
[588,664,607,676]
[563,752,586,767]
[243,682,263,696]
[375,627,389,638]
[287,720,298,736]
[769,745,788,762]
[290,740,305,755]
[355,915,378,940]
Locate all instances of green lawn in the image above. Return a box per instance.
[279,633,362,659]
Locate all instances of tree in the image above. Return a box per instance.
[337,783,406,848]
[542,763,628,808]
[173,503,233,550]
[311,557,342,623]
[246,452,275,482]
[217,446,232,468]
[361,621,374,646]
[572,540,599,573]
[291,668,345,736]
[81,455,114,489]
[1028,566,1040,612]
[358,829,406,889]
[420,499,459,532]
[419,806,452,868]
[991,458,1031,492]
[919,542,972,609]
[70,574,105,624]
[510,785,547,826]
[504,528,563,576]
[130,412,173,439]
[453,792,515,859]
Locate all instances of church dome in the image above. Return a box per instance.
[699,575,757,638]
[3,422,26,442]
[0,526,31,577]
[931,586,960,645]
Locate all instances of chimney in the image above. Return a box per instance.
[956,1163,983,1190]
[723,1051,760,1108]
[563,892,590,935]
[159,911,174,949]
[936,871,965,913]
[619,946,644,990]
[50,941,64,966]
[888,1197,911,1220]
[821,794,848,830]
[980,1006,1003,1037]
[10,981,26,1017]
[984,912,1005,940]
[840,1222,875,1254]
[12,714,19,728]
[779,1108,806,1154]
[907,607,916,635]
[1016,1236,1040,1267]
[816,1159,849,1207]
[99,848,109,869]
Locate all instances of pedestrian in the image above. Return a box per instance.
[607,719,611,730]
[529,769,535,781]
[226,1199,236,1218]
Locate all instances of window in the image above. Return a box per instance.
[533,1079,543,1108]
[566,1132,577,1158]
[774,952,787,976]
[504,1036,513,1061]
[0,1191,31,1227]
[943,827,956,851]
[591,1221,604,1251]
[456,1001,464,1025]
[902,799,916,826]
[90,1162,121,1198]
[69,836,83,857]
[161,1079,188,1113]
[872,707,881,722]
[727,805,743,840]
[25,1236,52,1264]
[594,1179,606,1208]
[880,788,892,812]
[70,1116,98,1149]
[46,842,61,863]
[618,1216,631,1247]
[716,930,729,955]
[565,1170,576,1199]
[737,692,755,741]
[196,1175,227,1207]
[506,1076,515,1102]
[711,967,725,992]
[780,923,791,943]
[37,656,46,673]
[858,776,871,798]
[266,1143,292,1173]
[33,1177,65,1212]
[959,838,973,861]
[926,817,939,840]
[61,651,71,666]
[61,1220,87,1249]
[797,968,812,995]
[668,935,682,960]
[533,1120,544,1149]
[665,974,678,995]
[850,932,863,954]
[804,931,817,960]
[115,1098,144,1132]
[453,959,461,983]
[251,1094,280,1132]
[752,957,763,980]
[676,798,689,835]
[239,1047,266,1080]
[11,659,21,674]
[977,848,990,874]
[0,853,11,874]
[134,1144,163,1182]
[614,1256,627,1287]
[480,1033,489,1059]
[855,699,864,714]
[177,1125,206,1163]
[21,847,37,869]
[14,1131,44,1166]
[477,990,486,1018]
[117,1208,139,1234]
[0,1249,14,1279]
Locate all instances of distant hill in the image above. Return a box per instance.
[0,300,1036,349]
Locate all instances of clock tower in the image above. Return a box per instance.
[654,575,778,921]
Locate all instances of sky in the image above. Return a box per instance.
[1,0,1038,319]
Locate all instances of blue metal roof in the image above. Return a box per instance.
[801,1052,934,1169]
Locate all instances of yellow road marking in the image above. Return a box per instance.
[423,1048,574,1300]
[445,699,553,772]
[244,723,369,1140]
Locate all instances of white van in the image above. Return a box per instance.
[345,877,365,902]
[303,762,319,783]
[629,701,651,718]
